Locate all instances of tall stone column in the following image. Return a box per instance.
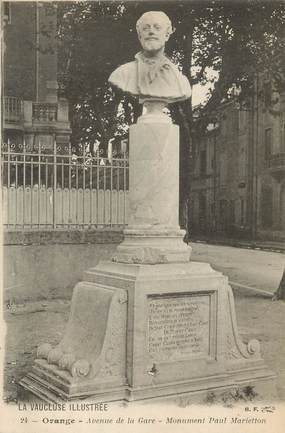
[114,109,190,265]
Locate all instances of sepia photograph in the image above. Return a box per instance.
[1,0,285,432]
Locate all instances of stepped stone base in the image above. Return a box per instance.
[19,260,275,403]
[112,227,191,264]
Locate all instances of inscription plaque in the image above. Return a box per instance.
[148,294,210,361]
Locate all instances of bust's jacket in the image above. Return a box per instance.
[108,52,191,103]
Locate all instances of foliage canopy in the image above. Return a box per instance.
[57,0,285,148]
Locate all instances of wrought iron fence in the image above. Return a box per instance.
[1,142,129,230]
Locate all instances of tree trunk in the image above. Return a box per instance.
[273,268,285,300]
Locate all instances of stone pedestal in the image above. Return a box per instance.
[114,121,190,264]
[20,261,275,402]
[20,115,275,403]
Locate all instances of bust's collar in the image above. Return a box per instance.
[135,51,171,66]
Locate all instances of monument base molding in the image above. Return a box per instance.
[19,261,275,403]
[20,365,276,404]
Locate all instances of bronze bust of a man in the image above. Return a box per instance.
[108,11,191,104]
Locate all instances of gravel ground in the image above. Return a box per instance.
[3,291,285,403]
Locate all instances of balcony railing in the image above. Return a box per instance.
[32,103,58,122]
[4,96,23,123]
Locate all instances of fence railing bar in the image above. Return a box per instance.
[31,153,34,227]
[68,144,72,228]
[103,163,106,226]
[23,142,26,229]
[82,145,85,228]
[110,160,113,227]
[38,142,41,228]
[117,162,119,225]
[96,153,99,226]
[89,157,93,227]
[76,159,79,228]
[123,157,127,224]
[15,154,18,228]
[61,155,64,226]
[53,139,57,229]
[6,146,10,227]
[45,155,48,226]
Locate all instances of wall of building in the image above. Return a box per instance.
[4,2,36,100]
[256,80,285,239]
[38,3,58,102]
[3,230,123,304]
[3,1,71,150]
[4,2,58,102]
[190,103,250,237]
[190,80,285,242]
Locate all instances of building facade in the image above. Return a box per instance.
[2,1,71,150]
[190,75,285,242]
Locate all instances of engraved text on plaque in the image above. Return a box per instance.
[148,294,210,361]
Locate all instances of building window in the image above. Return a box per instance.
[3,2,11,23]
[261,186,273,228]
[219,199,228,216]
[200,150,206,175]
[198,193,207,231]
[240,199,245,226]
[264,128,272,160]
[229,200,235,224]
